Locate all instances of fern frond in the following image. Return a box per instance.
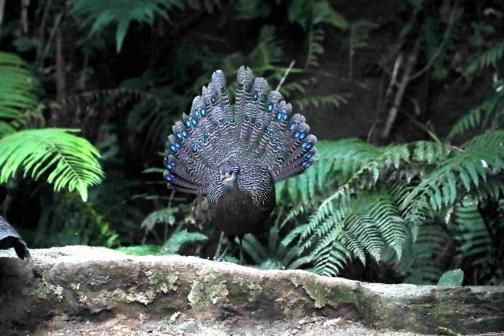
[348,20,374,79]
[449,81,503,137]
[305,28,325,68]
[305,190,408,276]
[141,207,177,232]
[402,130,504,224]
[453,199,490,265]
[71,0,185,52]
[465,40,504,75]
[294,94,348,111]
[159,229,208,255]
[249,26,283,73]
[400,224,448,284]
[278,78,313,97]
[287,0,347,31]
[242,223,312,270]
[0,52,38,130]
[0,129,104,201]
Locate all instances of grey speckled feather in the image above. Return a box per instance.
[163,66,317,235]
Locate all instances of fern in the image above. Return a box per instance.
[249,26,284,74]
[451,198,504,284]
[448,80,503,137]
[242,223,312,270]
[348,20,374,79]
[141,206,177,232]
[305,28,325,68]
[71,0,185,52]
[276,140,347,204]
[403,129,504,224]
[159,229,208,255]
[294,94,348,111]
[0,51,37,133]
[303,189,408,276]
[0,129,103,201]
[117,229,208,256]
[400,223,449,284]
[118,244,161,256]
[34,192,119,248]
[233,0,271,20]
[287,0,347,31]
[465,40,504,75]
[294,132,501,276]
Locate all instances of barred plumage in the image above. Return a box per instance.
[163,66,317,235]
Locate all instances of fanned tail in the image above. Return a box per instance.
[163,66,317,193]
[231,66,318,181]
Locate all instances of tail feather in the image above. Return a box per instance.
[163,66,317,193]
[235,66,255,139]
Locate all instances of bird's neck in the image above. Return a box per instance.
[222,179,239,192]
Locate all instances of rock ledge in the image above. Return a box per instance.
[0,246,503,335]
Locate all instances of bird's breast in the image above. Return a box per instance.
[211,188,273,236]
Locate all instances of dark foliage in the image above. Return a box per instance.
[0,0,502,285]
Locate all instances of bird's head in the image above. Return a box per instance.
[219,162,240,190]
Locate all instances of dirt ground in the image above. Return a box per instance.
[19,315,502,336]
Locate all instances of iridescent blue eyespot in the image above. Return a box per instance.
[164,173,175,182]
[299,131,306,139]
[267,103,274,112]
[302,141,313,150]
[166,162,176,170]
[304,151,314,159]
[184,120,192,128]
[289,122,297,130]
[281,113,288,121]
[200,108,206,116]
[192,145,198,153]
[211,96,216,104]
[276,112,282,121]
[181,130,188,138]
[293,131,300,138]
[170,144,178,153]
[191,118,198,126]
[253,92,259,101]
[302,161,312,169]
[176,132,183,140]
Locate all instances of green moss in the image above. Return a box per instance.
[145,269,180,294]
[187,272,229,309]
[290,275,357,309]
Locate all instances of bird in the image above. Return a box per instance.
[163,66,317,245]
[0,215,30,259]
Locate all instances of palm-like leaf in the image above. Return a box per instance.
[0,129,103,201]
[71,0,184,52]
[0,52,37,134]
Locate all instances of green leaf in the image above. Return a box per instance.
[0,52,37,130]
[118,244,161,256]
[159,229,207,255]
[437,269,464,287]
[115,20,131,53]
[71,0,181,53]
[0,129,104,201]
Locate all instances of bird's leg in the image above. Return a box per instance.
[237,235,244,265]
[214,232,225,260]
